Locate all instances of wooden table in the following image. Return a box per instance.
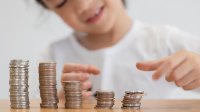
[1,99,200,112]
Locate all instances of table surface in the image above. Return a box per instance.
[1,99,200,112]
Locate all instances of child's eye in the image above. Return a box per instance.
[56,0,68,8]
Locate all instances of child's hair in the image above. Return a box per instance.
[36,0,126,8]
[36,0,47,8]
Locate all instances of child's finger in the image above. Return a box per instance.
[81,81,92,90]
[87,65,100,74]
[62,64,100,74]
[166,59,193,82]
[61,72,90,82]
[82,91,92,99]
[175,70,196,87]
[136,59,165,71]
[63,64,88,73]
[152,63,169,80]
[152,51,187,80]
[182,79,199,90]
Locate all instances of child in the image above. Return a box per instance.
[36,0,200,99]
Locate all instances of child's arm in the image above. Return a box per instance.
[136,49,200,90]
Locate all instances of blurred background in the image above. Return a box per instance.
[0,0,200,99]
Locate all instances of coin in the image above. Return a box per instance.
[9,60,29,109]
[39,62,59,109]
[63,81,82,109]
[121,91,144,109]
[95,90,115,109]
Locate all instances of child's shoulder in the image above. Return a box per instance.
[135,20,180,34]
[134,20,184,44]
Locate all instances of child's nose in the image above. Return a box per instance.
[73,0,93,14]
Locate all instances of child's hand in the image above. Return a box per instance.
[136,49,200,90]
[60,64,100,99]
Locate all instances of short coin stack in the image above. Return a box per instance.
[9,60,30,109]
[39,62,59,109]
[63,81,82,109]
[95,90,115,109]
[121,91,144,109]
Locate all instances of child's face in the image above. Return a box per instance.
[43,0,125,34]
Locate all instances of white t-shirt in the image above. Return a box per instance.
[43,20,200,99]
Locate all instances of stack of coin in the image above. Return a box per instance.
[95,90,115,109]
[121,91,144,109]
[63,81,82,109]
[9,60,30,109]
[39,62,59,109]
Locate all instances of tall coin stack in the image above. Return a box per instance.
[9,60,30,109]
[121,91,144,109]
[63,81,82,109]
[39,62,59,109]
[95,90,115,109]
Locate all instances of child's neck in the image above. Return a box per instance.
[77,11,132,51]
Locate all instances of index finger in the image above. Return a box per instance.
[136,58,165,71]
[62,63,100,74]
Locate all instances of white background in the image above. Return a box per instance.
[0,0,200,99]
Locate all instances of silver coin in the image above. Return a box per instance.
[121,106,141,109]
[9,89,29,92]
[40,103,58,108]
[10,91,29,95]
[11,105,29,109]
[40,96,58,100]
[39,62,56,67]
[40,93,58,96]
[9,82,28,85]
[40,91,57,94]
[65,105,82,109]
[125,91,144,95]
[9,64,29,68]
[39,80,57,83]
[97,102,114,105]
[96,90,114,95]
[62,81,81,85]
[41,99,59,102]
[39,75,56,78]
[10,97,29,101]
[39,82,57,86]
[39,73,56,77]
[39,77,56,81]
[39,70,56,73]
[10,101,29,104]
[41,99,59,101]
[122,103,141,107]
[97,99,115,102]
[10,60,29,66]
[10,68,28,70]
[123,95,142,99]
[10,86,29,90]
[9,78,28,81]
[9,69,28,72]
[65,94,82,97]
[9,72,28,75]
[10,76,28,79]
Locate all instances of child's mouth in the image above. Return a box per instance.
[86,6,104,24]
